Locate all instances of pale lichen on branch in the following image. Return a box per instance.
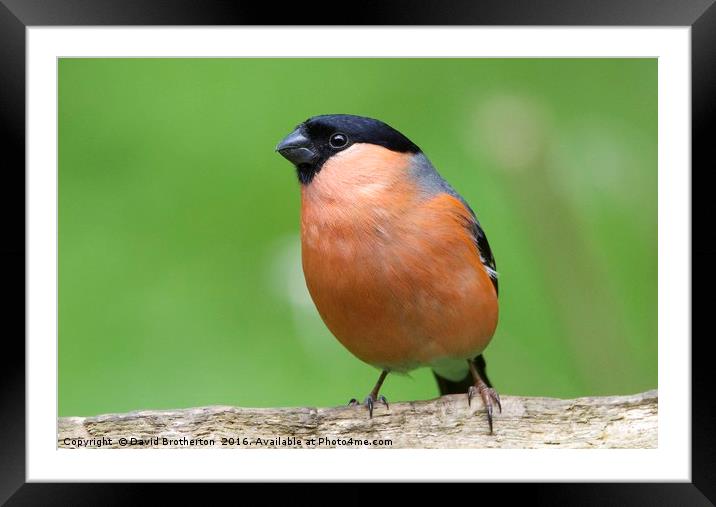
[58,390,657,449]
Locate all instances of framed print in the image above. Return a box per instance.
[1,0,711,502]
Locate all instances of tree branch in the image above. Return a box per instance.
[58,390,657,449]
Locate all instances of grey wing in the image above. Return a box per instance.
[409,153,498,295]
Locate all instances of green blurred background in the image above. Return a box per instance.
[59,58,657,417]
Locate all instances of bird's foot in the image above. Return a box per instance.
[468,382,502,434]
[347,394,389,419]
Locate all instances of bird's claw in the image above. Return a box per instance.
[468,384,502,434]
[346,394,389,418]
[376,395,389,410]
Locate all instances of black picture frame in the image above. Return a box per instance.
[1,0,711,503]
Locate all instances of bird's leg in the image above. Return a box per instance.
[347,370,390,418]
[467,359,502,434]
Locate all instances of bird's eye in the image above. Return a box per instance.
[329,133,348,149]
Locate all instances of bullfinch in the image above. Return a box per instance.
[276,114,501,433]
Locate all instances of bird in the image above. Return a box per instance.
[276,114,501,433]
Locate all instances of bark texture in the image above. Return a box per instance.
[58,390,657,449]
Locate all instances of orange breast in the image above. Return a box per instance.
[300,144,498,372]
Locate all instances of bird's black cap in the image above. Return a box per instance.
[276,114,421,184]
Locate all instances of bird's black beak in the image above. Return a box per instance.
[276,128,317,166]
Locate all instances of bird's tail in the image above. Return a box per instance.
[433,354,493,395]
